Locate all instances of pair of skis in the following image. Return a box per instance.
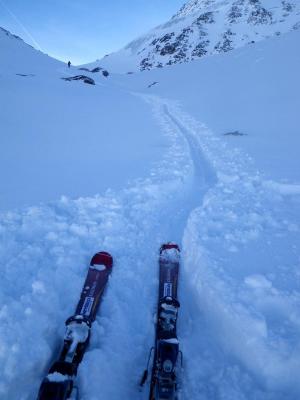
[36,244,181,400]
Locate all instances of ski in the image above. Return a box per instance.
[37,251,113,400]
[141,243,182,400]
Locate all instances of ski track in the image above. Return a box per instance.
[167,102,300,398]
[0,93,211,400]
[0,93,300,399]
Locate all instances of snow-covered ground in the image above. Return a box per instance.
[0,28,168,211]
[0,23,300,400]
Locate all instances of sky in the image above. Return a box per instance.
[0,0,186,65]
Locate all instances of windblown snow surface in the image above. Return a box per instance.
[0,26,300,400]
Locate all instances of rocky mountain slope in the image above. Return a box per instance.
[87,0,300,72]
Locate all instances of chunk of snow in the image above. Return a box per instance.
[264,181,300,196]
[90,264,106,271]
[160,248,180,263]
[244,274,273,290]
[47,372,70,382]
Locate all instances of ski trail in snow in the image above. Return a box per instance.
[0,93,215,400]
[136,94,217,238]
[1,90,299,400]
[137,95,300,399]
[141,96,257,399]
[84,94,217,400]
[160,101,300,399]
[163,104,216,185]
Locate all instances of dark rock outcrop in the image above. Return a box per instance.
[62,75,95,85]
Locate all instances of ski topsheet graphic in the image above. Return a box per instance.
[141,243,182,400]
[37,251,113,400]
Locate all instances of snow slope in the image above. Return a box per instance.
[84,0,300,72]
[0,27,62,74]
[0,27,168,211]
[0,24,300,400]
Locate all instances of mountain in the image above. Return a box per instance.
[85,0,300,72]
[0,27,62,74]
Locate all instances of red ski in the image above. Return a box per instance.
[141,243,182,400]
[37,251,113,400]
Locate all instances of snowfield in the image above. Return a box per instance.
[0,28,168,211]
[0,21,300,400]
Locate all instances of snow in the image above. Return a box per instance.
[163,338,179,344]
[244,274,273,290]
[0,29,169,212]
[46,372,69,382]
[65,320,90,349]
[263,181,300,196]
[160,247,180,263]
[90,264,107,271]
[0,17,300,400]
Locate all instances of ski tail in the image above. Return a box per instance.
[37,251,113,400]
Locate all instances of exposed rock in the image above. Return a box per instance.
[293,21,300,30]
[282,1,295,13]
[160,44,177,56]
[78,66,102,73]
[228,4,243,23]
[141,58,153,70]
[148,81,158,88]
[91,67,102,73]
[16,73,35,77]
[247,5,272,25]
[215,30,235,52]
[192,40,210,57]
[224,130,247,136]
[0,27,23,41]
[62,75,95,85]
[195,12,215,24]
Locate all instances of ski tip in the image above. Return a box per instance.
[90,251,113,269]
[160,243,180,254]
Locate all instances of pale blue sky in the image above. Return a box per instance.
[0,0,185,64]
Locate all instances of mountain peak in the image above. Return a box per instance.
[173,0,222,19]
[87,0,300,73]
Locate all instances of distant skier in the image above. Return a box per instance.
[68,61,71,68]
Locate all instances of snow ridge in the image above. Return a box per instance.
[173,0,224,19]
[0,27,25,43]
